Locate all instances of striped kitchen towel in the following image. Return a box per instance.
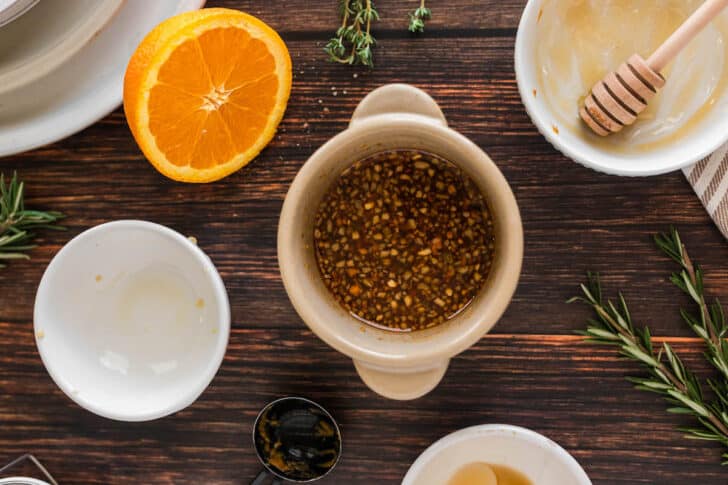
[685,142,728,239]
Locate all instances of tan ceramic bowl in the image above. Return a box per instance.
[278,84,523,400]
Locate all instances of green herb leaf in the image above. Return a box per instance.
[325,0,379,66]
[573,229,728,465]
[0,172,64,269]
[408,2,432,33]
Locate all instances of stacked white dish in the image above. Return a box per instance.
[0,0,123,95]
[0,0,205,157]
[0,0,37,27]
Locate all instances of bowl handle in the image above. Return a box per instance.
[353,359,449,400]
[349,83,448,127]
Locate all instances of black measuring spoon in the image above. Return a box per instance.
[251,397,342,484]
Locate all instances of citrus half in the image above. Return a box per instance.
[124,8,292,182]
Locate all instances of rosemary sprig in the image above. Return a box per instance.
[325,0,379,67]
[571,230,728,464]
[0,172,64,269]
[408,0,432,33]
[655,229,728,383]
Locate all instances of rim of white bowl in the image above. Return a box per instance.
[33,220,230,422]
[402,424,592,485]
[0,0,124,96]
[0,0,206,157]
[0,0,38,27]
[514,0,728,177]
[0,479,49,485]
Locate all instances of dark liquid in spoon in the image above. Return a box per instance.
[254,399,341,481]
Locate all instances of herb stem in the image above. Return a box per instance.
[324,0,378,67]
[366,0,372,34]
[591,294,688,393]
[655,229,728,383]
[408,0,432,33]
[574,229,728,464]
[340,2,350,30]
[683,247,719,343]
[0,172,64,269]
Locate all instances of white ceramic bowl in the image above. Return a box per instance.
[0,0,204,157]
[0,0,123,95]
[402,424,591,485]
[0,0,37,27]
[515,0,728,176]
[34,220,230,422]
[0,479,48,485]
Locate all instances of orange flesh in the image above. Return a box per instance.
[147,27,278,169]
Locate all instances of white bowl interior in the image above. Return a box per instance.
[403,425,591,485]
[515,0,728,176]
[0,0,37,27]
[34,221,229,421]
[0,0,122,94]
[0,0,19,11]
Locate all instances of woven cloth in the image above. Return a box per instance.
[684,142,728,240]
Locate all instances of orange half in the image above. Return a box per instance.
[124,8,292,182]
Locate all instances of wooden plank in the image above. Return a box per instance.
[1,36,725,335]
[1,1,727,483]
[0,331,724,484]
[213,0,526,32]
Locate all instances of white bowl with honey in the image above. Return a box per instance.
[402,425,591,485]
[516,0,728,176]
[278,84,523,400]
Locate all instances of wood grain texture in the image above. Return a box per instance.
[1,330,726,484]
[1,0,728,483]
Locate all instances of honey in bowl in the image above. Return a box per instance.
[313,150,495,332]
[536,0,728,153]
[448,462,533,485]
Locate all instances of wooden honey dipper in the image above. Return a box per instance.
[580,0,728,136]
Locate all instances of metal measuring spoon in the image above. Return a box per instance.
[251,397,342,484]
[0,454,58,485]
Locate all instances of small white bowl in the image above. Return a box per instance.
[402,424,591,485]
[34,220,230,422]
[515,0,728,176]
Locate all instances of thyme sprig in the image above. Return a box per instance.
[0,172,64,269]
[571,229,728,464]
[324,0,379,67]
[408,0,432,33]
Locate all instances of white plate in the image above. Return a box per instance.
[0,0,123,95]
[402,425,591,485]
[0,0,37,27]
[34,221,230,422]
[0,0,205,157]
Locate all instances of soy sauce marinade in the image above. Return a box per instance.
[255,400,340,480]
[314,150,495,332]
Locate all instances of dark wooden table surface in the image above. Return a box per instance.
[2,1,728,483]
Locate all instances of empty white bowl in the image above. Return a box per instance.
[0,0,37,27]
[34,220,230,422]
[402,424,591,485]
[515,0,728,176]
